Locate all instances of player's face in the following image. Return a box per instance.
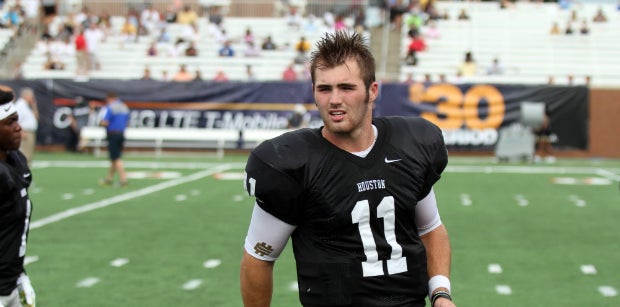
[0,113,22,151]
[313,59,378,138]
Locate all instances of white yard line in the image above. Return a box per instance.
[33,160,246,170]
[30,164,235,230]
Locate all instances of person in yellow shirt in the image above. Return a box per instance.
[176,5,198,25]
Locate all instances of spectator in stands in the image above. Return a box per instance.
[261,36,278,50]
[458,51,477,77]
[218,40,235,57]
[579,19,590,35]
[564,21,574,34]
[423,20,441,39]
[567,74,574,86]
[592,7,607,22]
[41,0,58,25]
[244,41,261,57]
[334,14,347,31]
[74,28,89,77]
[243,28,255,45]
[193,69,202,81]
[173,64,193,82]
[585,75,592,86]
[294,36,311,53]
[161,70,171,81]
[406,24,419,40]
[157,27,171,43]
[207,5,224,27]
[285,5,303,30]
[408,33,427,53]
[549,22,561,35]
[457,8,470,21]
[423,73,433,87]
[212,27,229,44]
[140,67,153,80]
[176,5,198,25]
[246,65,257,81]
[179,21,199,43]
[185,41,199,56]
[282,64,297,81]
[167,39,185,57]
[99,91,130,187]
[120,16,138,47]
[294,50,308,65]
[84,22,105,71]
[147,42,158,56]
[140,4,161,35]
[213,69,229,82]
[3,5,23,29]
[486,58,504,75]
[547,76,555,85]
[403,72,416,85]
[14,87,39,167]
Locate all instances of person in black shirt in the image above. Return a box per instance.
[240,32,456,307]
[0,85,36,307]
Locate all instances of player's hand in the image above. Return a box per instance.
[433,297,456,307]
[17,273,36,307]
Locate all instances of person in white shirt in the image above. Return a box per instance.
[84,22,105,70]
[13,87,39,166]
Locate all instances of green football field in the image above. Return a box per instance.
[24,151,620,306]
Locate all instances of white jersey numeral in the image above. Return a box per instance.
[352,196,407,277]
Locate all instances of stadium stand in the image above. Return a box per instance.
[14,0,620,87]
[399,1,620,87]
[22,13,330,81]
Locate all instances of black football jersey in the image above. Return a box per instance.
[0,150,33,295]
[244,116,448,306]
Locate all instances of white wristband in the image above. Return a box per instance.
[428,274,451,297]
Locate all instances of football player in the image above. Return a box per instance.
[241,31,456,307]
[0,85,36,307]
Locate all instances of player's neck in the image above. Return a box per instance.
[324,124,377,154]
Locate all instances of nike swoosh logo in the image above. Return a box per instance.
[23,173,31,178]
[3,106,10,112]
[385,158,402,163]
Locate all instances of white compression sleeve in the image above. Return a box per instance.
[415,188,442,236]
[244,204,297,261]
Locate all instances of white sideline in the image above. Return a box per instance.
[80,127,292,157]
[29,164,235,230]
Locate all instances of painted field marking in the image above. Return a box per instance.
[233,195,245,202]
[110,258,130,267]
[175,194,188,202]
[76,277,100,288]
[598,286,618,297]
[289,281,299,292]
[488,263,503,274]
[203,259,222,268]
[62,193,74,200]
[83,188,95,195]
[460,194,472,206]
[30,164,236,230]
[182,279,203,290]
[24,256,39,265]
[514,194,529,207]
[580,264,597,275]
[568,195,587,207]
[495,285,512,295]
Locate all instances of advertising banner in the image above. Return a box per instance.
[0,80,588,151]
